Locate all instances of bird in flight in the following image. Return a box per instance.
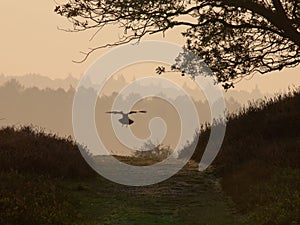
[106,110,146,126]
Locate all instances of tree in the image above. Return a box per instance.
[55,0,300,89]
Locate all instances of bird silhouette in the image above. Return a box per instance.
[106,110,146,126]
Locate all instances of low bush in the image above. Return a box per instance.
[0,126,96,178]
[0,171,81,225]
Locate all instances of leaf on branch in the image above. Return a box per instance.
[54,6,60,13]
[156,66,165,75]
[222,82,234,90]
[67,10,79,18]
[54,0,300,89]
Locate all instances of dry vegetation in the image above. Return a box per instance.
[0,87,299,224]
[0,125,95,178]
[180,87,300,224]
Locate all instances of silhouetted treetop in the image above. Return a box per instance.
[55,0,299,89]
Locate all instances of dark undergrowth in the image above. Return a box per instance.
[0,126,99,224]
[0,126,98,224]
[0,125,96,178]
[180,87,300,224]
[188,87,300,171]
[0,87,299,224]
[0,171,81,225]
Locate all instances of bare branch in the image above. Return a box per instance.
[54,0,300,88]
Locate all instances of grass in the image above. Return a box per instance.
[0,87,299,224]
[189,88,300,170]
[0,126,239,224]
[180,87,300,224]
[0,125,96,178]
[0,171,80,225]
[51,166,239,225]
[0,166,239,225]
[241,168,300,225]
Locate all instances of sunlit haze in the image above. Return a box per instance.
[0,1,298,94]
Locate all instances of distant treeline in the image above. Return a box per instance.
[0,79,242,138]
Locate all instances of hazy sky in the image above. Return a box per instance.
[0,1,299,93]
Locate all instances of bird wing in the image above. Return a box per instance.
[106,111,123,114]
[129,110,147,114]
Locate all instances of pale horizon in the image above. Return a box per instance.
[0,1,299,94]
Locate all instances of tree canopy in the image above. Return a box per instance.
[55,0,300,89]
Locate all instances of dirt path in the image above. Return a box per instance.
[65,160,241,225]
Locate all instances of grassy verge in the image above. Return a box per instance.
[0,171,80,225]
[0,167,240,225]
[182,88,300,224]
[1,88,299,224]
[240,168,300,225]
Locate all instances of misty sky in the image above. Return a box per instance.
[0,1,299,93]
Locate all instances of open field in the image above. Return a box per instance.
[0,88,299,224]
[0,163,240,225]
